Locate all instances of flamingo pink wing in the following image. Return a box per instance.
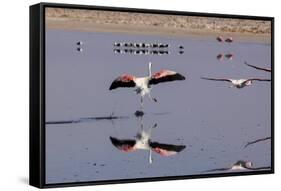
[152,147,178,156]
[149,70,185,85]
[109,74,136,90]
[150,142,186,156]
[109,137,136,152]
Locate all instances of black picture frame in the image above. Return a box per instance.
[30,2,274,188]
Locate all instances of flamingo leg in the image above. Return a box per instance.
[140,96,144,110]
[148,93,157,102]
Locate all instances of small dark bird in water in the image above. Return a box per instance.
[77,41,83,46]
[217,54,223,60]
[77,47,83,52]
[114,42,122,47]
[152,44,158,48]
[159,43,169,48]
[225,37,233,43]
[114,49,121,54]
[158,50,167,55]
[178,50,184,55]
[141,49,147,54]
[225,53,233,60]
[179,45,184,49]
[152,50,158,55]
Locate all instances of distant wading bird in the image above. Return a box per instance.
[109,124,186,164]
[201,77,270,89]
[216,36,224,42]
[244,62,271,72]
[109,62,186,110]
[225,37,233,43]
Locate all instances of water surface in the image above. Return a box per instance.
[45,30,271,184]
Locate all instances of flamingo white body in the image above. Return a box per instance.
[201,77,270,89]
[110,62,185,109]
[229,79,253,88]
[230,161,253,170]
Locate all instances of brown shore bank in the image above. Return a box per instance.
[46,8,271,43]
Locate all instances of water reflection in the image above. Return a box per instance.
[109,117,186,164]
[45,29,271,183]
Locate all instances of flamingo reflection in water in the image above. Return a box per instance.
[109,119,186,164]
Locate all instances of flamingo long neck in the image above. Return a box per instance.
[148,62,152,77]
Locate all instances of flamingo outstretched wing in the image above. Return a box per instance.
[150,142,186,156]
[109,136,136,152]
[109,74,136,90]
[201,77,232,82]
[203,167,231,172]
[244,62,271,72]
[246,78,271,82]
[248,166,271,170]
[149,70,185,85]
[244,136,271,148]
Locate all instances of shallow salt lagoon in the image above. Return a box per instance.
[45,29,271,184]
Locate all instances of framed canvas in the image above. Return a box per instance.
[30,2,274,188]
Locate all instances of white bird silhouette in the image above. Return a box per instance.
[201,77,270,89]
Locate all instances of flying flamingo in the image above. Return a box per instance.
[201,77,270,89]
[244,62,271,72]
[216,36,224,42]
[109,62,185,110]
[225,37,233,43]
[225,53,233,60]
[109,123,186,164]
[217,54,223,61]
[204,160,271,172]
[216,36,233,43]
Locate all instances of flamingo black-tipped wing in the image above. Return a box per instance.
[150,141,186,156]
[109,136,136,152]
[248,166,271,171]
[109,75,136,90]
[201,77,232,82]
[203,167,231,173]
[247,78,271,82]
[149,70,185,85]
[244,136,271,148]
[244,62,271,72]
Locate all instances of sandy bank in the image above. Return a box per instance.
[45,8,271,43]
